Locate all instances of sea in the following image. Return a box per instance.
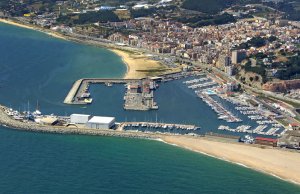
[0,22,299,193]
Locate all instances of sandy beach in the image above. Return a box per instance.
[2,17,300,187]
[0,18,67,40]
[161,135,300,185]
[0,18,182,79]
[111,49,180,79]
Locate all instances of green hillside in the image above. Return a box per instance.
[181,0,260,14]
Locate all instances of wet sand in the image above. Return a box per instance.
[161,135,300,185]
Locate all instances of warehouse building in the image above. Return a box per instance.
[70,114,92,124]
[86,116,115,129]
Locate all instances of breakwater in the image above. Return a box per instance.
[63,71,199,105]
[0,105,159,139]
[64,78,142,104]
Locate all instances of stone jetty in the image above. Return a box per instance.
[0,105,160,139]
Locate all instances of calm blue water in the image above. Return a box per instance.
[0,126,300,193]
[0,22,267,133]
[0,22,299,193]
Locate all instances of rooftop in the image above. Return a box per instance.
[88,116,115,124]
[255,137,278,143]
[71,114,91,117]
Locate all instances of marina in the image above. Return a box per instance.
[184,76,242,123]
[120,122,201,135]
[2,104,202,136]
[63,72,199,111]
[124,79,159,111]
[1,22,300,193]
[218,125,282,137]
[63,78,140,105]
[182,75,285,137]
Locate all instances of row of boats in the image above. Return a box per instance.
[197,92,242,123]
[234,105,283,127]
[5,108,42,121]
[78,83,93,104]
[223,95,285,136]
[218,124,283,136]
[183,77,209,85]
[123,122,200,131]
[162,72,200,82]
[184,77,242,123]
[188,81,218,90]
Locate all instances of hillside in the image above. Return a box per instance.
[181,0,260,14]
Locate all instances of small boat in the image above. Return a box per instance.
[105,82,113,87]
[84,98,93,104]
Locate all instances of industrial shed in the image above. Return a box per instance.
[70,114,92,124]
[86,116,115,129]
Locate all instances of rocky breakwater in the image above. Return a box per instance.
[0,105,159,139]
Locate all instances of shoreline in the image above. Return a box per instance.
[163,138,299,185]
[0,18,173,79]
[110,49,167,79]
[0,18,67,40]
[1,18,300,187]
[160,136,300,186]
[0,103,299,186]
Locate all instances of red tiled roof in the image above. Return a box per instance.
[289,123,299,127]
[255,137,278,143]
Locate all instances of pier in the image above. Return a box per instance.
[118,122,200,134]
[0,104,201,138]
[63,71,202,106]
[64,79,83,104]
[63,78,140,105]
[63,78,160,111]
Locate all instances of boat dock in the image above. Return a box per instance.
[124,79,159,111]
[118,122,200,134]
[64,79,83,104]
[63,78,140,105]
[63,71,203,105]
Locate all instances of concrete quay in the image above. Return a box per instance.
[64,79,83,104]
[63,72,200,105]
[64,78,140,105]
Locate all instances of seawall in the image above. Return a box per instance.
[0,105,159,139]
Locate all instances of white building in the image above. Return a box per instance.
[70,114,92,124]
[86,116,115,129]
[225,65,234,76]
